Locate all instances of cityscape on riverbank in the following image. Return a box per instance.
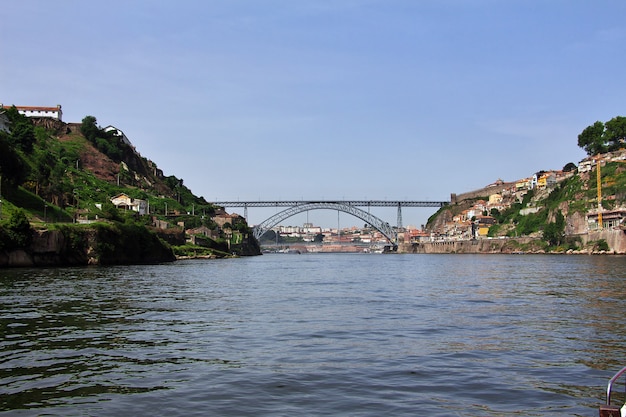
[260,223,429,253]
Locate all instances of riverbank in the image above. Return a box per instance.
[0,226,175,267]
[400,229,626,254]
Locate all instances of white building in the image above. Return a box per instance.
[110,193,148,215]
[0,104,63,121]
[103,125,132,146]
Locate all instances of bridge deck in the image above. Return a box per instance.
[213,200,448,208]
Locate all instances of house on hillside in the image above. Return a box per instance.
[0,104,63,121]
[578,160,594,173]
[537,172,557,190]
[110,193,147,215]
[212,212,244,228]
[187,225,218,239]
[587,209,626,230]
[516,177,533,192]
[186,225,219,245]
[103,125,132,146]
[488,194,503,205]
[0,111,10,133]
[475,215,496,237]
[488,193,505,211]
[406,228,430,243]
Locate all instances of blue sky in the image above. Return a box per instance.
[2,1,625,228]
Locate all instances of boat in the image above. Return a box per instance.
[599,366,626,417]
[278,248,301,254]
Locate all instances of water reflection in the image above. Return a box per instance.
[1,255,625,415]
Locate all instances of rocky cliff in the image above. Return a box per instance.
[0,225,176,267]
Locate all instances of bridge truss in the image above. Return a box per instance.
[213,200,449,245]
[253,202,399,244]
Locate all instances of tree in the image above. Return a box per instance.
[33,149,54,195]
[0,133,28,186]
[80,116,99,142]
[604,116,626,151]
[578,121,606,155]
[562,162,577,172]
[10,121,36,154]
[99,201,123,222]
[490,208,502,223]
[3,209,33,249]
[3,106,36,154]
[543,211,565,247]
[165,175,182,190]
[577,116,626,156]
[80,116,128,162]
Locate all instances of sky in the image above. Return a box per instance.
[2,0,625,228]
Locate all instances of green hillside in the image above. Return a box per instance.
[0,107,257,262]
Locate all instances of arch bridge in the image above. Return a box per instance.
[212,200,448,245]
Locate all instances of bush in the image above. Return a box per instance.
[93,222,174,264]
[513,209,547,236]
[543,211,565,247]
[595,239,610,252]
[0,209,33,250]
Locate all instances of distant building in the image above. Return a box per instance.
[0,111,10,133]
[212,212,243,228]
[110,193,147,215]
[487,194,505,212]
[475,216,496,237]
[103,125,132,146]
[186,225,219,245]
[476,215,496,225]
[537,172,557,189]
[187,225,218,239]
[578,160,594,173]
[0,104,63,121]
[406,228,430,243]
[516,178,532,191]
[587,209,626,230]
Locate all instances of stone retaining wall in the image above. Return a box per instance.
[399,230,626,254]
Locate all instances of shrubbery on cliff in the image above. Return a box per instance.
[0,209,33,251]
[92,222,175,264]
[50,221,176,265]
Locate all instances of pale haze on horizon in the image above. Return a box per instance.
[2,1,625,228]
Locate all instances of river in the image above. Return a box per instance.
[1,254,625,416]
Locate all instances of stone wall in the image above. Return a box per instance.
[399,230,626,254]
[400,237,536,254]
[581,229,626,253]
[452,181,517,203]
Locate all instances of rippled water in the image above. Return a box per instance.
[1,254,625,416]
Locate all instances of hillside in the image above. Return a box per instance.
[425,149,626,253]
[0,107,260,265]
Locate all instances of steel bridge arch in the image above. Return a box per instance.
[253,202,397,245]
